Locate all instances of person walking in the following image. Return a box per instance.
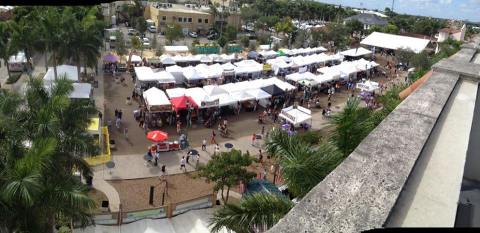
[180,156,186,172]
[124,127,128,139]
[210,130,217,145]
[258,149,263,163]
[186,151,191,164]
[202,139,207,151]
[115,117,121,129]
[114,109,119,119]
[261,126,265,135]
[251,133,256,146]
[118,109,123,120]
[176,121,181,134]
[214,144,220,156]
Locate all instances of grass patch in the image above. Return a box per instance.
[6,72,22,84]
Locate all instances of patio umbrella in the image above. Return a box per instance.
[146,130,168,142]
[103,53,119,63]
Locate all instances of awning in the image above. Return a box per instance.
[170,96,198,111]
[261,84,285,97]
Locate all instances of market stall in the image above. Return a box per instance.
[8,51,28,72]
[165,65,184,84]
[279,105,312,128]
[142,87,172,112]
[152,71,176,89]
[166,87,186,99]
[43,65,79,83]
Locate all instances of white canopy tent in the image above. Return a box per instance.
[263,77,296,91]
[246,89,272,100]
[208,63,225,78]
[184,87,212,108]
[160,55,176,65]
[69,83,92,99]
[286,72,316,83]
[164,46,189,54]
[152,71,176,84]
[234,60,263,75]
[203,85,228,96]
[231,91,255,102]
[166,87,186,99]
[134,67,155,82]
[44,65,79,82]
[340,47,372,57]
[182,66,206,81]
[360,32,430,54]
[214,93,237,107]
[356,80,380,92]
[279,106,312,126]
[165,65,184,84]
[131,55,142,63]
[143,87,171,112]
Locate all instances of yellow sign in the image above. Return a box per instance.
[263,64,272,71]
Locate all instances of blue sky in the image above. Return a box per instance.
[317,0,480,22]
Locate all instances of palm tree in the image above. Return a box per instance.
[38,7,66,80]
[0,76,98,232]
[9,19,36,73]
[209,193,294,233]
[329,97,373,156]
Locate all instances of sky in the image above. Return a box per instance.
[317,0,480,22]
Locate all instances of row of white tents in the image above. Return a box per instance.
[143,77,296,110]
[158,54,239,65]
[267,53,344,75]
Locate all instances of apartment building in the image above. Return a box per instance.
[144,3,213,34]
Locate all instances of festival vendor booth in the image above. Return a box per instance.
[43,65,79,83]
[8,51,28,72]
[165,65,184,84]
[146,130,182,153]
[142,87,172,128]
[267,58,292,76]
[221,62,236,82]
[160,55,176,67]
[242,88,272,111]
[164,46,190,55]
[279,105,312,130]
[129,55,142,66]
[182,66,207,87]
[234,59,263,80]
[286,72,316,84]
[166,87,186,99]
[146,57,162,68]
[340,47,373,61]
[69,83,93,100]
[134,67,159,92]
[203,85,237,114]
[170,95,199,125]
[152,71,176,89]
[356,80,380,109]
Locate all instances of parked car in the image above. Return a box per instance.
[188,31,198,38]
[142,37,150,47]
[128,28,139,36]
[207,32,218,40]
[147,26,157,33]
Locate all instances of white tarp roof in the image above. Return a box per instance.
[286,72,316,82]
[44,65,79,82]
[184,87,208,107]
[9,52,27,63]
[69,83,92,99]
[160,55,176,65]
[234,60,263,74]
[166,87,186,98]
[164,46,189,53]
[279,105,312,126]
[231,91,255,102]
[259,50,278,58]
[360,32,430,54]
[135,66,155,82]
[208,63,225,77]
[183,66,206,80]
[356,80,380,92]
[131,55,142,63]
[143,87,171,107]
[214,93,237,106]
[312,74,336,85]
[246,89,272,100]
[221,62,236,71]
[152,71,176,84]
[263,77,296,91]
[203,85,228,96]
[340,47,372,57]
[165,65,183,73]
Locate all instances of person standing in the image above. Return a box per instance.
[261,126,265,136]
[114,109,119,119]
[258,149,263,163]
[180,156,186,172]
[214,144,220,156]
[115,117,121,129]
[176,121,181,134]
[202,139,207,151]
[186,151,191,164]
[251,133,256,146]
[118,109,123,120]
[124,127,128,139]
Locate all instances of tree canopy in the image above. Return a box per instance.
[165,24,184,44]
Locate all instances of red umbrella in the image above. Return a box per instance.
[146,130,168,142]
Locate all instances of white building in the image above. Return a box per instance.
[437,24,466,42]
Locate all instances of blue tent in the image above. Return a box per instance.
[243,179,284,197]
[247,51,259,59]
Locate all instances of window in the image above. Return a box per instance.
[188,18,192,23]
[198,18,202,23]
[162,16,166,21]
[183,18,187,22]
[205,19,208,24]
[178,17,182,22]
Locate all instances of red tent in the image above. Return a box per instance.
[146,130,168,142]
[170,96,198,112]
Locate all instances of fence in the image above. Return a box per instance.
[93,193,216,226]
[85,127,111,166]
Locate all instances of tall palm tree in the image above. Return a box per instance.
[38,7,66,80]
[209,193,294,233]
[0,77,98,232]
[329,97,373,156]
[9,19,36,73]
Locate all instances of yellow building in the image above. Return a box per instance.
[144,3,242,35]
[145,3,213,34]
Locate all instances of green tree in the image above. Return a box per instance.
[239,36,250,48]
[410,51,431,71]
[367,24,384,34]
[0,77,98,232]
[135,16,147,36]
[209,193,294,233]
[330,97,373,156]
[197,149,256,204]
[383,23,399,34]
[38,7,67,80]
[395,48,415,66]
[274,17,294,48]
[114,30,127,63]
[320,23,350,50]
[224,25,238,42]
[217,36,228,48]
[165,24,184,44]
[265,129,343,197]
[345,19,364,36]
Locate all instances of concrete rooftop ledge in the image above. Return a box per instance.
[268,44,480,233]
